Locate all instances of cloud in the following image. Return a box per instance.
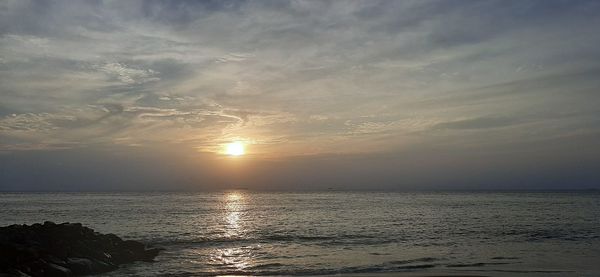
[0,0,599,161]
[0,112,74,132]
[97,63,160,84]
[1,0,600,190]
[433,116,519,130]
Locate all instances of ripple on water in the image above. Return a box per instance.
[1,192,600,276]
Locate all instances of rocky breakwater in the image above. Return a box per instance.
[0,222,162,276]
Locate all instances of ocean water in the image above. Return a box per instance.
[1,191,599,276]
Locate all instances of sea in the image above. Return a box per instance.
[1,191,599,276]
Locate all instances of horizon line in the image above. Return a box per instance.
[1,188,599,193]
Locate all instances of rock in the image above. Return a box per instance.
[65,258,93,275]
[0,222,162,276]
[43,263,72,277]
[143,248,162,262]
[0,269,30,277]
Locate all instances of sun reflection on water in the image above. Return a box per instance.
[224,191,244,238]
[210,247,255,271]
[206,191,258,273]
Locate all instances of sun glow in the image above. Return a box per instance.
[225,141,245,156]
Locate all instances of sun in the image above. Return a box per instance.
[225,141,245,156]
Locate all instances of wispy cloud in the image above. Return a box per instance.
[97,63,160,84]
[432,116,519,130]
[1,0,599,158]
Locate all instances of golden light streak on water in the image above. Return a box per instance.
[209,191,256,272]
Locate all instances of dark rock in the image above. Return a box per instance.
[0,222,162,276]
[65,258,93,275]
[0,269,30,277]
[43,262,71,277]
[142,248,162,262]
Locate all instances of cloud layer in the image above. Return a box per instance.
[1,0,600,190]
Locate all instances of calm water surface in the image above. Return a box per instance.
[1,192,599,276]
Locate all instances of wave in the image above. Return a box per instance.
[446,262,513,268]
[154,259,441,276]
[143,233,398,246]
[140,228,600,247]
[499,229,600,242]
[150,257,528,276]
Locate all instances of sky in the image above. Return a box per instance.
[1,0,600,191]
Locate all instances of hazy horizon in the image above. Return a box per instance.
[2,0,600,191]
